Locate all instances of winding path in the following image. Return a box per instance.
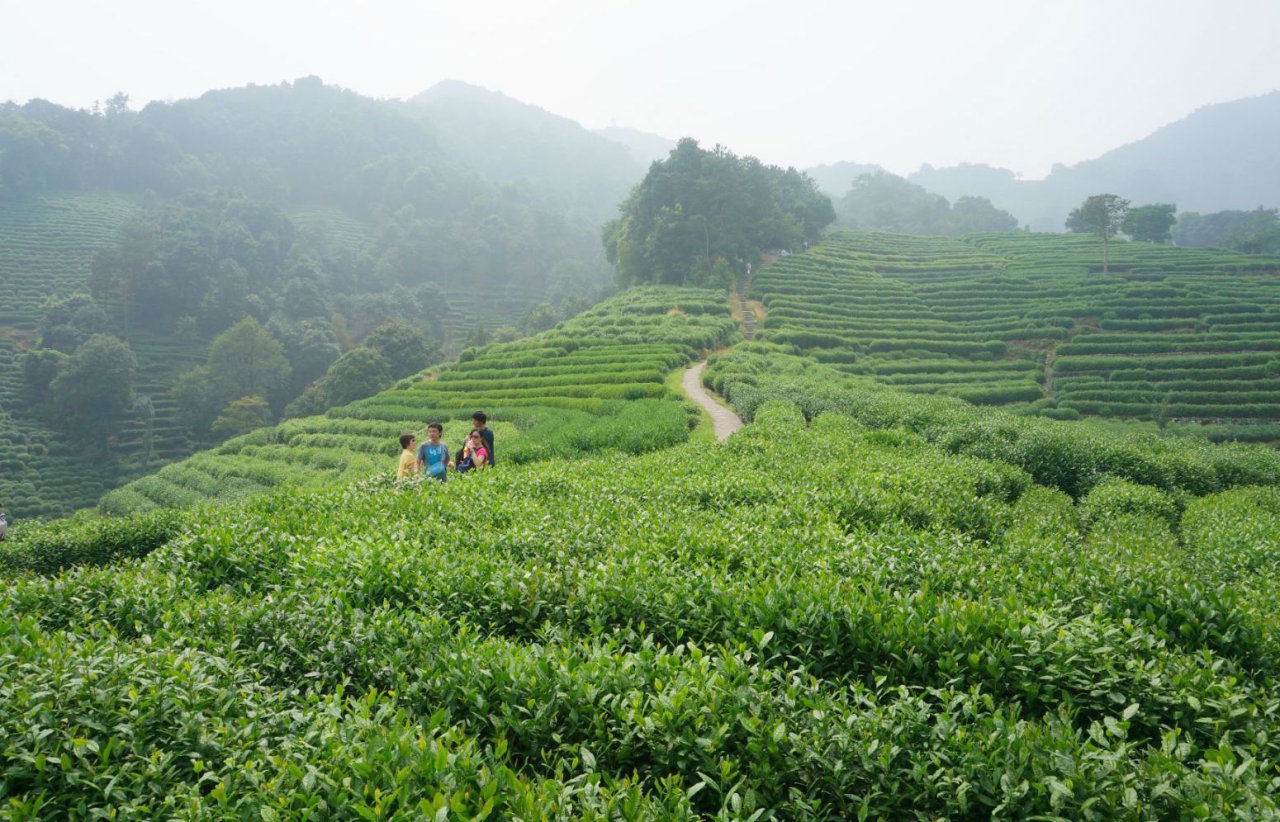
[682,361,744,442]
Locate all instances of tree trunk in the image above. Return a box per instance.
[1102,232,1109,274]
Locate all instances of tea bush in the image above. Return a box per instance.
[5,401,1280,815]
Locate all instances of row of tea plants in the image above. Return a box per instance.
[99,286,737,514]
[751,230,1280,438]
[4,401,1280,816]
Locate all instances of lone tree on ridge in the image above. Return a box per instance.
[1066,193,1130,273]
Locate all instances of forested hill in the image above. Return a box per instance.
[406,80,659,220]
[909,91,1280,229]
[0,77,661,518]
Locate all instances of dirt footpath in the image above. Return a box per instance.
[681,361,744,442]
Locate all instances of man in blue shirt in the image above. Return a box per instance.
[416,422,453,481]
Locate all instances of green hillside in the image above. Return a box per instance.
[8,234,1280,814]
[99,287,737,514]
[0,193,145,518]
[752,230,1280,439]
[1,80,630,519]
[0,193,141,329]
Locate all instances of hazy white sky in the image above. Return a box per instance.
[3,0,1279,178]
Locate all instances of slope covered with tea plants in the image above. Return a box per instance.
[6,398,1280,816]
[0,193,147,518]
[10,228,1280,814]
[1,79,637,520]
[751,230,1280,440]
[98,287,736,514]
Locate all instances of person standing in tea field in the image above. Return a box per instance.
[416,422,452,482]
[459,430,490,470]
[395,432,418,480]
[471,411,495,466]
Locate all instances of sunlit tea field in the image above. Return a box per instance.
[5,235,1280,817]
[752,231,1280,440]
[99,286,737,514]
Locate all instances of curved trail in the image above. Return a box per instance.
[682,361,744,442]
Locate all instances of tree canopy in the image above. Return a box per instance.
[211,395,273,439]
[206,317,292,406]
[837,172,1018,235]
[1122,203,1177,244]
[1066,194,1130,273]
[49,334,136,445]
[1174,207,1280,254]
[173,317,292,440]
[602,138,834,286]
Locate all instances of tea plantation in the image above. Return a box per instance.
[97,286,737,514]
[0,194,146,518]
[7,395,1280,815]
[752,231,1280,440]
[7,235,1280,816]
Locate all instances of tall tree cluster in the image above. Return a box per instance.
[1174,207,1280,254]
[837,172,1019,235]
[602,139,835,286]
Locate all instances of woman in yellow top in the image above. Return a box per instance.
[396,432,418,479]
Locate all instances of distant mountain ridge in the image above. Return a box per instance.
[907,91,1280,229]
[802,161,888,199]
[593,126,675,168]
[405,80,665,220]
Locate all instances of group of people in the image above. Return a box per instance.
[396,411,495,482]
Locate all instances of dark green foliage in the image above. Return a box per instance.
[0,78,625,515]
[211,395,273,439]
[362,319,437,379]
[21,347,67,401]
[0,508,184,574]
[49,333,136,444]
[303,347,393,410]
[838,171,949,232]
[36,292,108,352]
[206,317,291,406]
[1175,207,1280,254]
[1123,203,1177,244]
[837,172,1018,234]
[603,138,834,286]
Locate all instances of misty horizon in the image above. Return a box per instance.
[4,1,1280,179]
[8,75,1279,186]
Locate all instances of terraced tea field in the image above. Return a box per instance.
[0,193,142,330]
[0,194,145,517]
[100,287,736,514]
[752,231,1280,439]
[7,397,1280,816]
[10,234,1280,815]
